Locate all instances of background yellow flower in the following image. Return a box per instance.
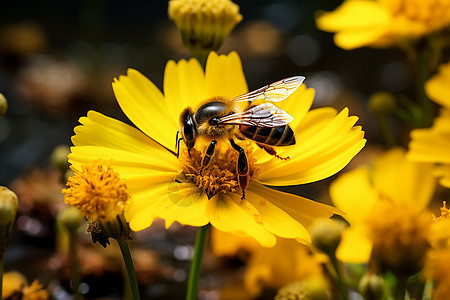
[316,0,450,50]
[329,148,436,263]
[409,61,450,187]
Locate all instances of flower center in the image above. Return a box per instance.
[179,142,260,196]
[63,160,130,222]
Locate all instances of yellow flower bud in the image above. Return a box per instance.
[168,0,242,59]
[309,218,345,256]
[0,186,18,240]
[0,93,7,117]
[368,92,397,117]
[275,277,329,300]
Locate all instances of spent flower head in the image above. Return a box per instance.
[63,160,129,222]
[63,160,131,243]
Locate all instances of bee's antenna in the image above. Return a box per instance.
[175,131,183,158]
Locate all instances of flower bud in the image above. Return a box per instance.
[50,145,70,173]
[358,273,387,300]
[275,277,329,300]
[0,93,7,117]
[309,218,345,256]
[368,92,396,117]
[168,0,242,61]
[0,186,19,240]
[58,206,83,233]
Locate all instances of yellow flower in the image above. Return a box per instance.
[409,61,450,188]
[316,0,450,50]
[366,202,431,275]
[211,229,326,297]
[2,271,49,300]
[68,51,366,247]
[329,147,436,263]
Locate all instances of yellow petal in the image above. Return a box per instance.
[336,226,372,263]
[72,110,174,157]
[245,188,311,240]
[211,229,260,257]
[248,184,341,242]
[69,146,178,182]
[316,1,390,31]
[207,193,276,247]
[126,179,209,230]
[426,62,450,108]
[316,0,391,49]
[163,58,206,113]
[329,166,378,224]
[204,51,248,100]
[258,108,366,185]
[434,165,450,188]
[112,69,178,150]
[275,84,314,130]
[373,148,435,210]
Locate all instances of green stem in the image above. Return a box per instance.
[416,53,433,128]
[117,240,141,300]
[186,224,210,300]
[69,232,82,300]
[394,276,407,300]
[378,116,396,148]
[329,253,349,300]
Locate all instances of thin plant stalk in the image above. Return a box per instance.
[186,224,210,300]
[329,253,350,300]
[117,240,141,300]
[0,249,4,300]
[68,231,82,300]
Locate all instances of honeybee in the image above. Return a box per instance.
[177,76,305,198]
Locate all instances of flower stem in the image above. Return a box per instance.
[329,253,349,300]
[186,224,210,300]
[68,231,82,300]
[416,52,432,128]
[117,240,141,300]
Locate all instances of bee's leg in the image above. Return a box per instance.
[230,139,249,200]
[256,143,290,160]
[200,140,217,174]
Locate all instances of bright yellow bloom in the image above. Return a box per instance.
[316,0,450,50]
[2,271,49,300]
[63,160,130,222]
[366,202,431,274]
[212,229,325,297]
[330,148,436,263]
[68,51,366,247]
[409,61,450,188]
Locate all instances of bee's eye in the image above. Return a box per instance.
[183,118,195,141]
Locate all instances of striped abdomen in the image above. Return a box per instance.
[239,125,296,146]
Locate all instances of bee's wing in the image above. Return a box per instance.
[231,76,305,103]
[216,103,293,127]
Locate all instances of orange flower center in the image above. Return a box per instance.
[179,143,260,196]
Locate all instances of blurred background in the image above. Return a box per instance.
[0,0,413,299]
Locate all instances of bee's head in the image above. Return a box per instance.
[179,107,197,150]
